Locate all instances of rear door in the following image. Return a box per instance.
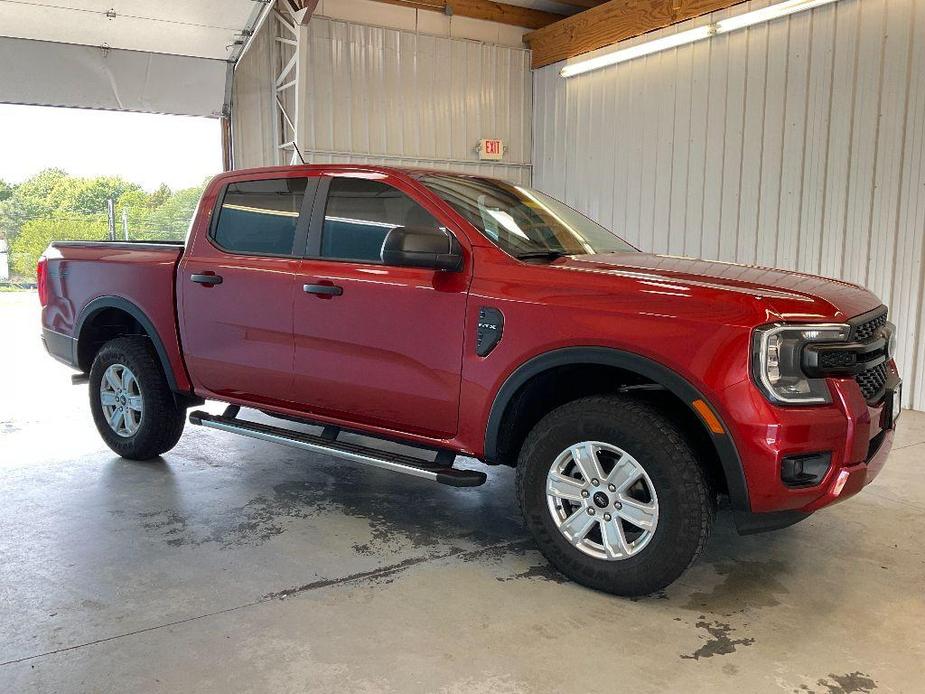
[178,174,315,407]
[291,173,471,438]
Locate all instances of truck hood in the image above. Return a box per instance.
[555,252,882,321]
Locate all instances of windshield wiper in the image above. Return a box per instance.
[515,250,569,261]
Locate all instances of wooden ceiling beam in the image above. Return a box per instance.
[367,0,566,30]
[525,0,749,69]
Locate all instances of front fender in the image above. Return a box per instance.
[483,346,750,511]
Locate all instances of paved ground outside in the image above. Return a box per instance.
[1,290,923,693]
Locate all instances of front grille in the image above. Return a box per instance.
[819,351,856,369]
[845,307,891,402]
[856,361,888,401]
[801,307,892,403]
[854,312,887,341]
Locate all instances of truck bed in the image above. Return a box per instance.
[40,239,190,390]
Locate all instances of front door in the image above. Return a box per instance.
[178,174,313,407]
[292,174,470,438]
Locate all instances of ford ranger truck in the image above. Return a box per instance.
[38,165,901,596]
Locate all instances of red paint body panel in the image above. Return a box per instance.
[178,253,299,409]
[176,167,304,409]
[292,258,470,438]
[39,164,899,521]
[178,196,300,409]
[290,169,474,438]
[41,242,191,392]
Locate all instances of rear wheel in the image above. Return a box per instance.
[515,395,715,596]
[89,336,185,460]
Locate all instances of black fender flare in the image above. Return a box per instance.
[483,346,750,511]
[75,296,180,392]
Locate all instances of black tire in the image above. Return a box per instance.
[89,336,186,460]
[515,395,715,596]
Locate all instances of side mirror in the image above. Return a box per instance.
[380,226,463,271]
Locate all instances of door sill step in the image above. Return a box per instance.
[188,410,486,487]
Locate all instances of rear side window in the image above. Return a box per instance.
[320,178,442,263]
[212,178,307,255]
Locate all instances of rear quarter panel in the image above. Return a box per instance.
[42,242,190,391]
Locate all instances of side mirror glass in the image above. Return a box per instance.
[380,226,463,271]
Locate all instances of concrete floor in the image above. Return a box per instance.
[1,291,923,694]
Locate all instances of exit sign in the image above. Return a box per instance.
[479,138,504,161]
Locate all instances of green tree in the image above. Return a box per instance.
[2,171,208,275]
[0,168,70,237]
[148,183,172,209]
[57,176,142,216]
[142,184,205,239]
[116,188,153,238]
[0,179,13,203]
[116,188,150,211]
[14,168,68,200]
[9,217,108,278]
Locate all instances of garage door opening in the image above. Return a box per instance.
[0,104,221,282]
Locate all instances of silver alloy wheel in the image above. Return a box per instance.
[100,363,143,438]
[546,441,659,561]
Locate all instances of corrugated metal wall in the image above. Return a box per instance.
[296,17,533,184]
[232,15,533,182]
[533,0,925,410]
[232,18,275,169]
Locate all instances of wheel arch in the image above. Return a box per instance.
[483,347,750,511]
[75,296,179,392]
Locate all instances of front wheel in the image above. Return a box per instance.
[515,395,715,596]
[89,336,186,460]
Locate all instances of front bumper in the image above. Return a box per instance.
[725,360,899,531]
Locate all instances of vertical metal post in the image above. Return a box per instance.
[107,198,116,241]
[221,115,234,171]
[121,208,129,240]
[222,59,235,171]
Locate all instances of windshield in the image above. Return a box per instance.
[418,174,637,258]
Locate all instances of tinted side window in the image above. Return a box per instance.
[321,178,442,263]
[212,178,307,255]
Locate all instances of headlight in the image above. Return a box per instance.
[752,324,850,404]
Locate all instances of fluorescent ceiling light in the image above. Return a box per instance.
[560,25,716,78]
[716,0,838,32]
[561,0,840,78]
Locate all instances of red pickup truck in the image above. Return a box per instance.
[38,165,901,595]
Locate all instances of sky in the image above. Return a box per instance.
[0,104,222,191]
